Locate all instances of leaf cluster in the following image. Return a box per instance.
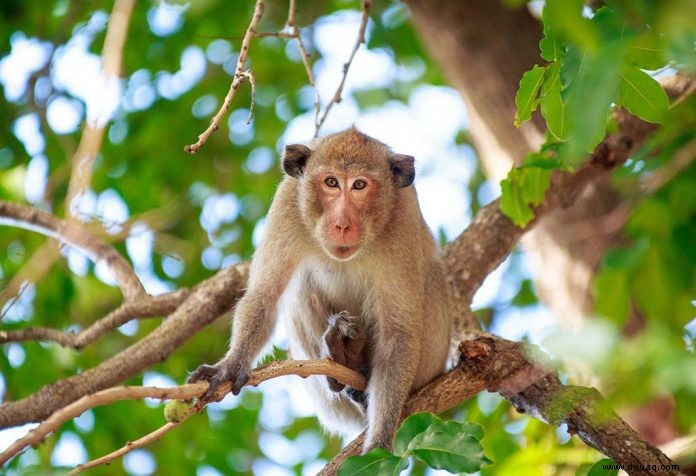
[339,412,490,475]
[503,0,693,226]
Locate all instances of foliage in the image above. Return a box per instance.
[339,412,490,475]
[504,0,693,226]
[0,0,694,475]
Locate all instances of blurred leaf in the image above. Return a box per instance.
[561,44,623,162]
[587,458,618,476]
[627,35,667,70]
[500,166,552,227]
[540,63,570,141]
[543,0,598,50]
[515,65,546,127]
[512,279,537,307]
[619,67,669,123]
[500,173,534,227]
[539,5,565,62]
[594,269,630,324]
[339,448,407,476]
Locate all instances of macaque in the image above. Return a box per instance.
[188,128,454,452]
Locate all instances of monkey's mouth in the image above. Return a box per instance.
[328,245,360,261]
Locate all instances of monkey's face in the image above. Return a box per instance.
[281,129,416,262]
[311,168,380,261]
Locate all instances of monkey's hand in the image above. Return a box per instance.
[322,311,367,392]
[186,358,251,401]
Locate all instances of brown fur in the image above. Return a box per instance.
[189,128,454,452]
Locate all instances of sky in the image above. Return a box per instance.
[0,2,558,474]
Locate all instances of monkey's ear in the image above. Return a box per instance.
[389,154,415,188]
[282,144,312,178]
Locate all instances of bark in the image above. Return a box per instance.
[319,335,682,476]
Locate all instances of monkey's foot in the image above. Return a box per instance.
[346,386,367,409]
[323,311,367,392]
[328,311,360,339]
[187,360,251,401]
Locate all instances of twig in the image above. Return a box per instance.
[0,289,189,348]
[294,27,321,128]
[0,242,60,320]
[0,358,365,467]
[314,0,372,137]
[240,69,257,124]
[280,0,320,131]
[640,137,696,193]
[69,420,184,474]
[287,0,297,27]
[0,201,145,301]
[64,0,136,216]
[184,0,265,154]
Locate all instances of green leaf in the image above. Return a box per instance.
[499,165,552,227]
[594,269,630,324]
[520,156,562,170]
[500,172,534,227]
[561,44,624,162]
[512,279,537,307]
[393,412,437,455]
[525,166,552,206]
[539,5,565,61]
[515,65,547,127]
[627,35,667,70]
[258,345,286,367]
[540,63,570,141]
[543,0,599,50]
[339,448,408,476]
[409,419,490,474]
[620,67,669,123]
[587,458,619,476]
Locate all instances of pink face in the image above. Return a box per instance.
[317,172,377,260]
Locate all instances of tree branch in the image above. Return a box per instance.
[184,0,264,154]
[0,263,249,429]
[69,420,182,474]
[0,358,365,467]
[314,0,372,137]
[444,75,694,308]
[0,289,189,348]
[0,241,60,319]
[0,200,145,301]
[72,358,366,473]
[320,334,682,476]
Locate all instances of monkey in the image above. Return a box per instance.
[188,127,455,453]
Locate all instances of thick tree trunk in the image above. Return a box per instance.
[405,0,621,328]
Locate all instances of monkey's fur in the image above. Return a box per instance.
[189,128,455,452]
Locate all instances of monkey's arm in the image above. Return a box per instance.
[188,186,304,399]
[187,251,297,399]
[364,301,423,452]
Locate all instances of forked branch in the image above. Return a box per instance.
[0,200,145,301]
[184,0,265,154]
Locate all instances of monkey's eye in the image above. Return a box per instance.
[352,179,367,190]
[324,177,339,188]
